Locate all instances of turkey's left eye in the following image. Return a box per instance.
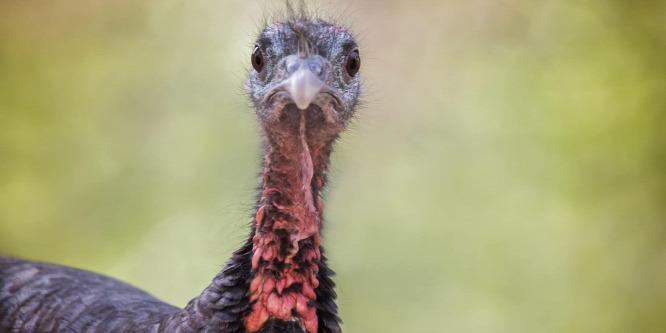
[251,46,264,72]
[345,48,360,77]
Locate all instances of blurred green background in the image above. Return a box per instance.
[1,0,665,332]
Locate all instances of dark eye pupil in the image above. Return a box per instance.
[252,46,264,72]
[345,49,360,76]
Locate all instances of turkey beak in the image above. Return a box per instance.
[285,68,323,110]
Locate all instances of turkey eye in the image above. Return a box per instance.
[251,46,264,72]
[345,49,360,77]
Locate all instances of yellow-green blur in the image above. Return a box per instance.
[1,1,665,332]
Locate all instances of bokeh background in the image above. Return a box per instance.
[1,0,665,332]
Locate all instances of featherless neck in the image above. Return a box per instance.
[244,111,333,332]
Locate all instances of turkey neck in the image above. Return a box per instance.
[165,110,340,333]
[244,111,333,333]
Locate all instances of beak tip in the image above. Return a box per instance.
[286,69,323,111]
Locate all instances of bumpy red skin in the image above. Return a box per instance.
[244,114,333,333]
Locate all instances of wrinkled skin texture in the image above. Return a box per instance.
[0,16,361,333]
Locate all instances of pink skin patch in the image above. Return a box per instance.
[264,23,284,37]
[330,25,347,34]
[244,113,327,333]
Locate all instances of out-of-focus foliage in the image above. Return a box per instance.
[1,0,665,332]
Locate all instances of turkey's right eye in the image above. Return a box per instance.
[251,46,264,72]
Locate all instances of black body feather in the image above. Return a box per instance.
[0,241,341,332]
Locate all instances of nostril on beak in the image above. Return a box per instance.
[309,61,323,76]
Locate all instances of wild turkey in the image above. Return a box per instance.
[0,10,362,333]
